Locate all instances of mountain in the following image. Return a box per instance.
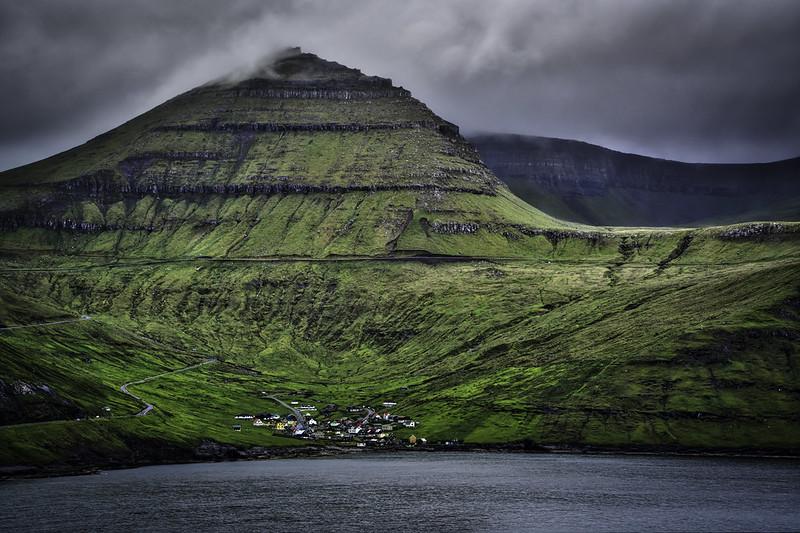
[470,133,800,227]
[1,49,799,475]
[0,49,567,260]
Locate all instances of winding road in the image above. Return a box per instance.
[0,315,91,331]
[265,396,306,426]
[265,395,318,436]
[120,359,217,416]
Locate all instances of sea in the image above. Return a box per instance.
[1,452,798,532]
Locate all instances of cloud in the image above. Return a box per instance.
[0,0,798,170]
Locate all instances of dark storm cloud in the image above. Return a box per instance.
[1,0,799,170]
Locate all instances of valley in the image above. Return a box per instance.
[2,233,799,472]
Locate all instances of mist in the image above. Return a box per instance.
[1,0,798,170]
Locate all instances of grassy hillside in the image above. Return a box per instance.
[1,50,799,471]
[2,225,799,467]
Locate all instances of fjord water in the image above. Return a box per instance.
[1,453,798,532]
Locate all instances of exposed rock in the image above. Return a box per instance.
[0,379,84,425]
[157,119,444,133]
[429,221,479,235]
[218,87,410,100]
[424,219,613,247]
[718,222,787,240]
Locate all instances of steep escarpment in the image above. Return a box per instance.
[0,49,570,258]
[470,133,800,226]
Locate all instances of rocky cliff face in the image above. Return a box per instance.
[470,133,800,226]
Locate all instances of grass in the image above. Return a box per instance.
[0,52,798,469]
[1,239,798,466]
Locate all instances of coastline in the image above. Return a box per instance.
[3,440,798,481]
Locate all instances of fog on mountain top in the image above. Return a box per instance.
[0,0,798,170]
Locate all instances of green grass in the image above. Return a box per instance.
[1,239,798,467]
[0,52,798,469]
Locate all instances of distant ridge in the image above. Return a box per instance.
[470,133,800,226]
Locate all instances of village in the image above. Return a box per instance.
[231,398,424,447]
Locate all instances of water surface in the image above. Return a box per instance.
[1,452,798,532]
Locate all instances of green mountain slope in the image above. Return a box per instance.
[1,49,799,473]
[0,49,569,259]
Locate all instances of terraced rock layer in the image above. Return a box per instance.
[1,49,568,258]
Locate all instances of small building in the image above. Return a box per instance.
[234,414,254,420]
[381,424,393,431]
[276,422,286,431]
[307,418,318,426]
[409,435,417,445]
[382,401,397,407]
[232,424,242,431]
[253,418,266,427]
[402,420,417,428]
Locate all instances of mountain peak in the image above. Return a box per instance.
[0,48,561,259]
[217,47,394,88]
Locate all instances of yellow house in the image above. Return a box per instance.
[409,435,417,445]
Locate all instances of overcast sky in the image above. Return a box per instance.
[1,0,799,170]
